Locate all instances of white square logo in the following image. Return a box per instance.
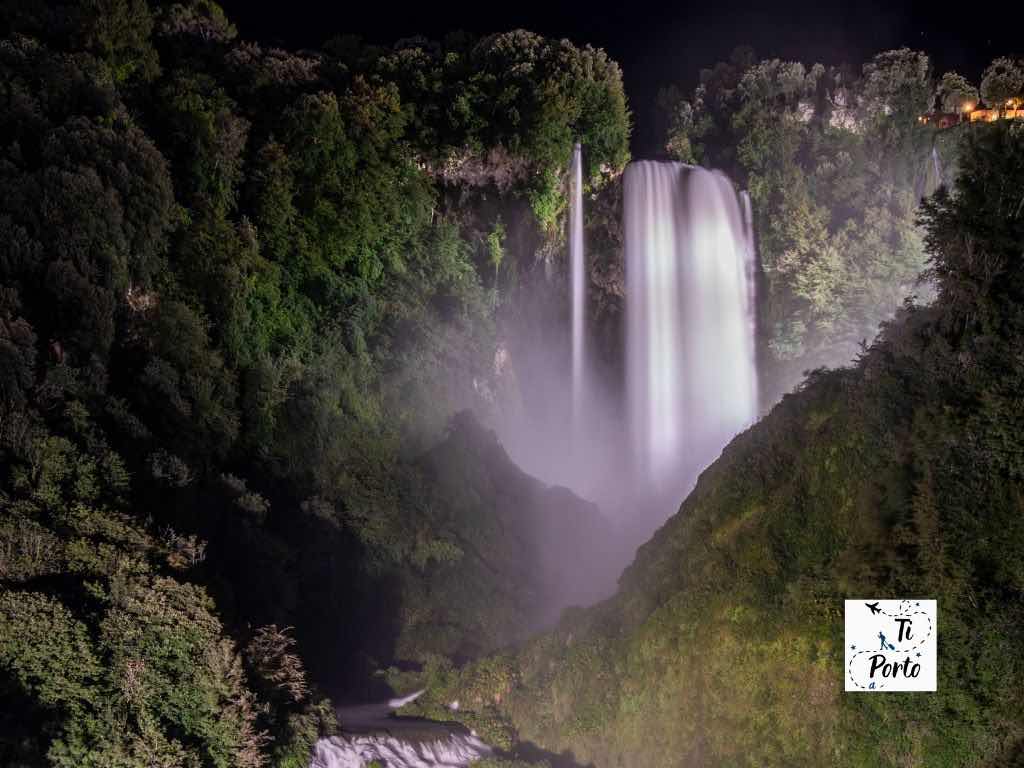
[844,600,936,692]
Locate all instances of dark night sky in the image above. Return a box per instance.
[218,0,1021,155]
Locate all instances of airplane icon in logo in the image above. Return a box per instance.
[865,602,882,615]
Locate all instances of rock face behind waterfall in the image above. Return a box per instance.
[392,410,621,663]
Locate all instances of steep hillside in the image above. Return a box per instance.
[394,411,622,664]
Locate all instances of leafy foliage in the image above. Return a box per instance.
[979,57,1024,110]
[368,29,630,228]
[938,71,978,113]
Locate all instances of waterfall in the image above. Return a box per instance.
[624,162,758,497]
[569,142,586,442]
[932,146,943,185]
[740,191,759,349]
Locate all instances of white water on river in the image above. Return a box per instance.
[310,732,491,768]
[310,691,491,768]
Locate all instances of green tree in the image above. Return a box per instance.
[75,0,160,83]
[859,48,932,146]
[938,71,978,114]
[980,56,1024,111]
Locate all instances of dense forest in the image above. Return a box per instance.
[2,0,1023,766]
[0,1,629,764]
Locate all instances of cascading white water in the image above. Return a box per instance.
[740,191,759,348]
[624,161,758,497]
[569,142,586,441]
[310,733,491,768]
[932,146,943,185]
[309,692,492,768]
